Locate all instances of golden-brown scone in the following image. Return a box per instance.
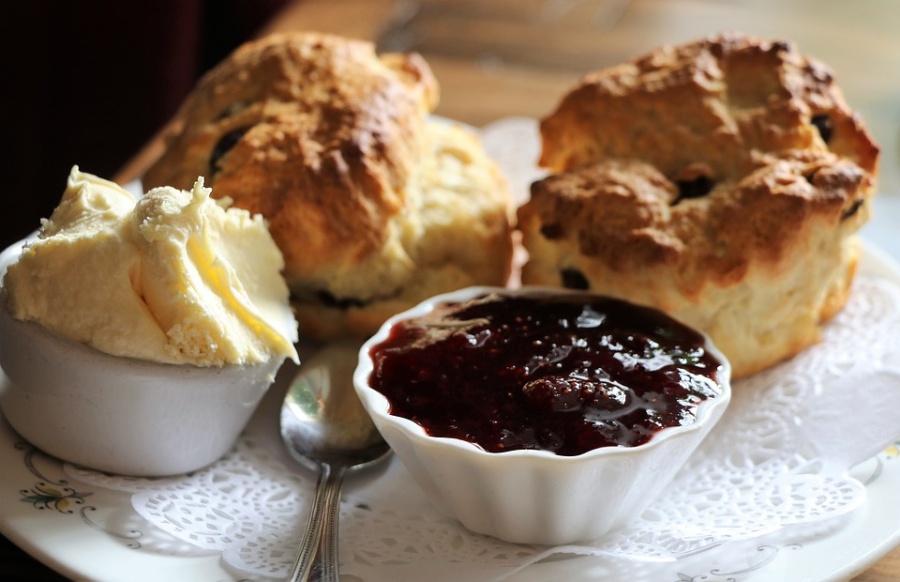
[144,32,514,340]
[518,33,879,378]
[539,32,878,178]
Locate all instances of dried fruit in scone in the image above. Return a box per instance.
[144,32,514,341]
[518,32,879,378]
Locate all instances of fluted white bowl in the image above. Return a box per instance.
[354,286,732,545]
[0,238,285,476]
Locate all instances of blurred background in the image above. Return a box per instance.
[2,0,898,252]
[1,0,289,249]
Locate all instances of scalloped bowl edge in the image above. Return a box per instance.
[353,285,732,545]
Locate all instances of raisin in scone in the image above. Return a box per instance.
[144,32,514,341]
[517,33,879,378]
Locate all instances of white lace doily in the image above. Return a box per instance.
[63,119,900,580]
[64,273,900,580]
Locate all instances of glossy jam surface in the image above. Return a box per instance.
[368,293,724,456]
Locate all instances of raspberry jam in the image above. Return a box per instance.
[368,292,725,456]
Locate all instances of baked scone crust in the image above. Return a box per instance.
[539,32,878,178]
[519,33,878,378]
[144,32,439,290]
[292,119,515,339]
[145,32,514,340]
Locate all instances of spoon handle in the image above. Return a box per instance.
[319,464,347,581]
[288,464,331,582]
[288,464,349,581]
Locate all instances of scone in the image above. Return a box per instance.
[144,32,514,340]
[518,33,879,378]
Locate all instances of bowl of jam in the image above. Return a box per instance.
[354,286,731,545]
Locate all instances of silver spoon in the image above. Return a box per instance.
[280,341,391,581]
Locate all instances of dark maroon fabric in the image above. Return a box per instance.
[1,0,288,248]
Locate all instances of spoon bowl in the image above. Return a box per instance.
[280,341,391,581]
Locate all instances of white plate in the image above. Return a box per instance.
[4,114,899,580]
[1,243,899,582]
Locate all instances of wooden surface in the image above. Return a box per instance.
[7,0,900,579]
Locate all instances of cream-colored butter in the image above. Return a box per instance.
[3,167,299,367]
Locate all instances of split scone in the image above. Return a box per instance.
[144,32,515,340]
[517,33,879,378]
